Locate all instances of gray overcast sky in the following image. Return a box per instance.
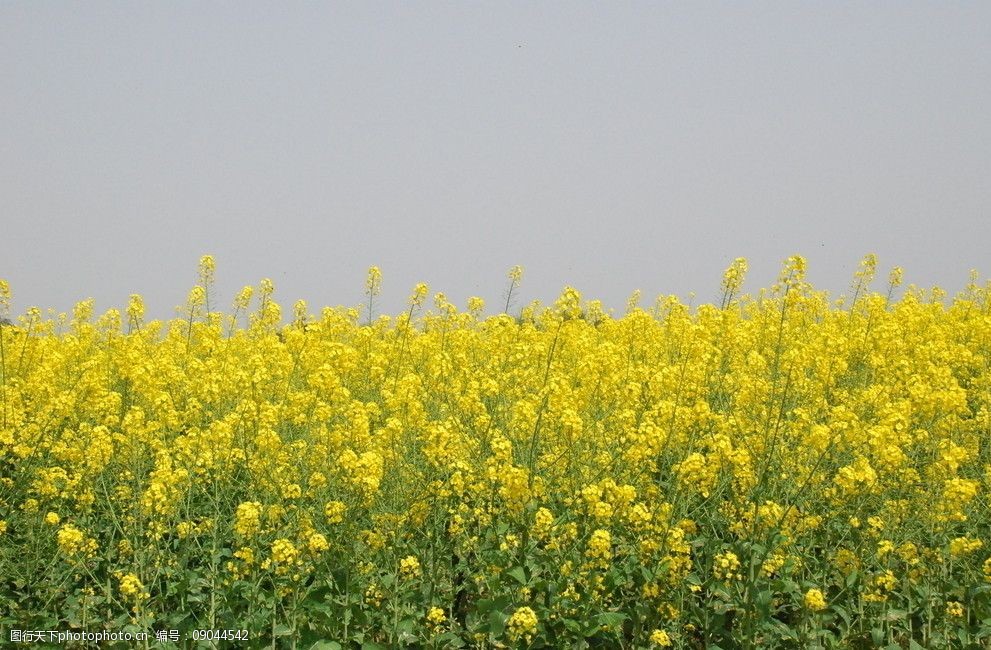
[2,2,989,319]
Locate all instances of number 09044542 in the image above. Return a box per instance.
[191,629,249,641]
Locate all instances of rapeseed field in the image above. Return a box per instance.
[1,255,990,648]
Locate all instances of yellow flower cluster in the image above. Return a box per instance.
[949,536,984,557]
[864,570,900,603]
[267,538,300,576]
[56,524,98,559]
[117,572,149,604]
[234,502,263,537]
[425,606,446,633]
[585,529,612,569]
[533,507,554,541]
[650,628,673,647]
[946,601,965,618]
[803,588,828,612]
[324,500,346,524]
[506,606,539,643]
[713,551,742,582]
[399,555,422,580]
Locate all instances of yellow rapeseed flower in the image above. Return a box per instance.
[506,606,538,644]
[118,573,148,603]
[307,533,329,554]
[713,551,742,582]
[649,629,673,647]
[399,555,421,580]
[804,588,828,612]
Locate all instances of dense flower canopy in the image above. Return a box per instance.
[1,256,990,647]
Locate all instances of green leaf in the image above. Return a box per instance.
[488,610,507,637]
[755,589,773,616]
[596,612,626,628]
[304,585,332,603]
[832,605,851,630]
[883,609,907,621]
[476,595,510,614]
[433,632,464,647]
[309,643,342,650]
[507,566,528,585]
